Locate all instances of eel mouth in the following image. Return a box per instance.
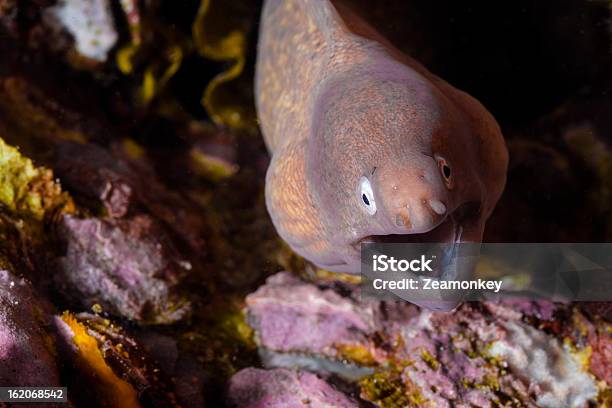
[360,216,460,245]
[353,201,481,278]
[351,202,483,310]
[357,201,480,246]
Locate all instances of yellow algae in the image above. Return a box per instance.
[116,44,139,74]
[462,375,501,393]
[116,18,186,105]
[420,349,440,370]
[573,345,593,372]
[190,148,239,182]
[91,304,103,314]
[193,0,245,61]
[335,343,376,366]
[563,331,594,372]
[314,268,363,285]
[139,45,183,104]
[360,366,427,407]
[192,0,256,130]
[61,312,140,408]
[0,138,73,220]
[121,138,146,160]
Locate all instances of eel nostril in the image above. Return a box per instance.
[394,208,411,228]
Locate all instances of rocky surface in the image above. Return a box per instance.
[244,272,610,407]
[44,0,118,62]
[227,368,359,408]
[246,272,377,359]
[50,141,209,254]
[55,214,191,324]
[0,269,60,387]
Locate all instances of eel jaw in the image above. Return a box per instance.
[347,201,482,311]
[353,217,457,277]
[354,200,479,247]
[317,203,480,277]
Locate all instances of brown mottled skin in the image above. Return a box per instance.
[256,0,508,274]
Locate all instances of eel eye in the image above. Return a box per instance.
[442,164,451,179]
[436,156,453,188]
[359,176,376,215]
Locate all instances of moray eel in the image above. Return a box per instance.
[256,0,508,277]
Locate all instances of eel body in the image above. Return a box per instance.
[255,0,508,277]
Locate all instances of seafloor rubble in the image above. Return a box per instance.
[239,272,610,407]
[0,0,610,407]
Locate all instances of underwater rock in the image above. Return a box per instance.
[247,272,417,381]
[554,307,612,386]
[371,302,603,407]
[53,141,207,253]
[55,214,191,324]
[246,272,376,359]
[380,306,533,407]
[226,367,358,408]
[245,274,605,407]
[0,269,61,387]
[488,321,597,408]
[54,312,212,407]
[485,299,557,321]
[588,328,612,385]
[52,142,136,218]
[43,0,118,62]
